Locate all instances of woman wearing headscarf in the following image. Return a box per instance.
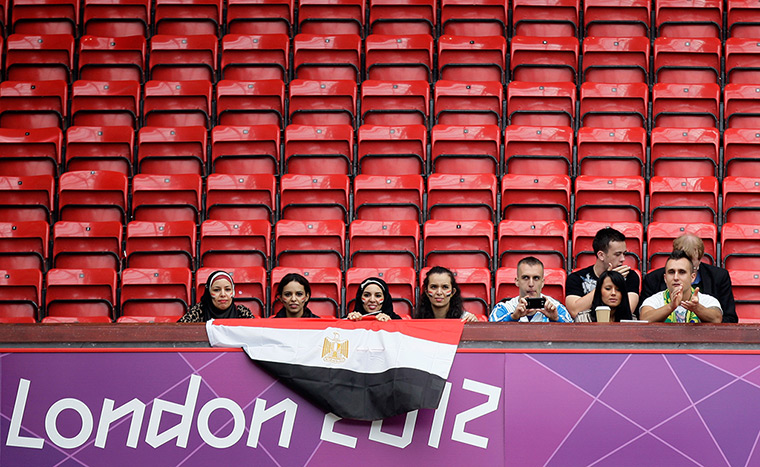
[347,277,401,321]
[178,270,254,322]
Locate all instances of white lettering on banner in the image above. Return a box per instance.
[452,379,502,449]
[320,413,358,448]
[45,399,94,449]
[428,382,452,448]
[145,374,201,448]
[247,398,297,449]
[198,398,246,449]
[369,410,418,448]
[6,379,44,449]
[96,399,146,449]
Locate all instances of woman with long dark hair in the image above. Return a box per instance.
[414,266,477,322]
[589,270,633,322]
[273,273,319,318]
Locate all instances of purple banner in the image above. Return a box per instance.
[2,350,760,465]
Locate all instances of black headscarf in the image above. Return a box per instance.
[352,277,401,319]
[200,271,240,321]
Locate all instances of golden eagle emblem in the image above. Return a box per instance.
[322,331,349,363]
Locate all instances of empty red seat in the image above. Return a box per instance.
[288,79,356,127]
[577,127,646,177]
[0,80,67,130]
[0,269,43,323]
[118,267,192,322]
[0,175,55,222]
[724,84,760,128]
[131,173,202,222]
[353,174,423,222]
[571,220,643,270]
[365,34,434,82]
[510,35,579,83]
[498,219,567,269]
[584,0,650,38]
[0,127,62,177]
[496,267,566,302]
[648,176,719,224]
[154,0,222,36]
[504,125,573,176]
[293,34,361,82]
[369,0,435,36]
[275,219,345,268]
[226,0,293,35]
[83,0,151,38]
[280,174,350,222]
[441,0,507,36]
[431,124,500,174]
[298,0,365,36]
[427,173,497,222]
[436,80,504,127]
[507,81,574,128]
[52,220,123,270]
[728,0,760,39]
[216,79,285,128]
[221,34,289,82]
[12,0,78,35]
[723,176,760,225]
[346,267,416,318]
[0,221,49,271]
[143,80,212,128]
[271,266,342,317]
[200,219,271,269]
[78,35,146,82]
[724,128,760,178]
[284,124,354,175]
[654,37,721,84]
[652,83,720,129]
[728,270,760,323]
[360,80,430,126]
[574,175,645,223]
[655,0,722,39]
[513,0,579,37]
[501,174,571,222]
[58,170,128,223]
[582,36,650,84]
[71,80,140,129]
[65,126,134,176]
[5,34,74,82]
[149,34,218,82]
[43,268,117,323]
[646,221,717,271]
[196,266,266,317]
[349,219,420,268]
[125,220,197,269]
[137,126,208,175]
[206,173,276,222]
[722,223,760,271]
[211,124,280,175]
[357,124,427,175]
[650,127,719,178]
[579,82,648,129]
[423,219,493,269]
[438,35,507,83]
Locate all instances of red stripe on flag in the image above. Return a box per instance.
[211,318,464,346]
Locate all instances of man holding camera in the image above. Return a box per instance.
[489,256,572,322]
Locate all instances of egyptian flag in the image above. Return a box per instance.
[206,319,464,421]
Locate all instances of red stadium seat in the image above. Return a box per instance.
[646,222,717,271]
[288,79,357,127]
[221,34,289,82]
[125,220,196,269]
[52,220,123,271]
[143,80,212,128]
[510,35,578,83]
[196,266,267,317]
[0,175,55,223]
[723,176,760,225]
[654,37,721,84]
[154,0,222,36]
[71,80,140,128]
[206,173,276,222]
[655,0,722,39]
[650,127,719,178]
[724,84,760,128]
[216,79,285,127]
[441,0,507,36]
[44,268,117,323]
[369,0,435,36]
[226,0,292,35]
[349,219,420,268]
[423,220,493,269]
[438,35,507,83]
[648,176,718,224]
[501,174,571,222]
[427,173,497,222]
[83,0,151,38]
[65,126,134,176]
[5,34,74,82]
[11,0,78,35]
[722,223,760,271]
[507,81,574,128]
[652,83,720,129]
[574,175,645,223]
[437,80,503,127]
[357,124,427,175]
[724,128,760,178]
[496,267,566,302]
[504,125,573,176]
[353,174,423,222]
[58,171,128,223]
[298,0,365,37]
[137,126,208,175]
[149,34,218,82]
[131,173,202,223]
[365,34,434,82]
[293,34,361,82]
[0,269,43,323]
[360,80,429,127]
[200,219,270,269]
[271,266,342,317]
[211,124,280,175]
[423,266,491,319]
[118,267,192,322]
[275,219,345,268]
[280,174,350,222]
[0,80,67,130]
[0,221,49,271]
[346,267,416,318]
[728,270,760,323]
[78,35,146,83]
[431,124,500,174]
[571,220,643,270]
[584,0,650,38]
[284,124,354,175]
[498,219,567,269]
[0,128,62,177]
[582,36,650,84]
[579,82,648,129]
[577,127,646,177]
[728,0,760,39]
[513,0,579,37]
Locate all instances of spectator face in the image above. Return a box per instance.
[210,279,234,311]
[600,240,627,268]
[600,276,621,309]
[516,263,544,298]
[280,280,309,315]
[426,272,455,310]
[361,284,385,313]
[664,257,696,293]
